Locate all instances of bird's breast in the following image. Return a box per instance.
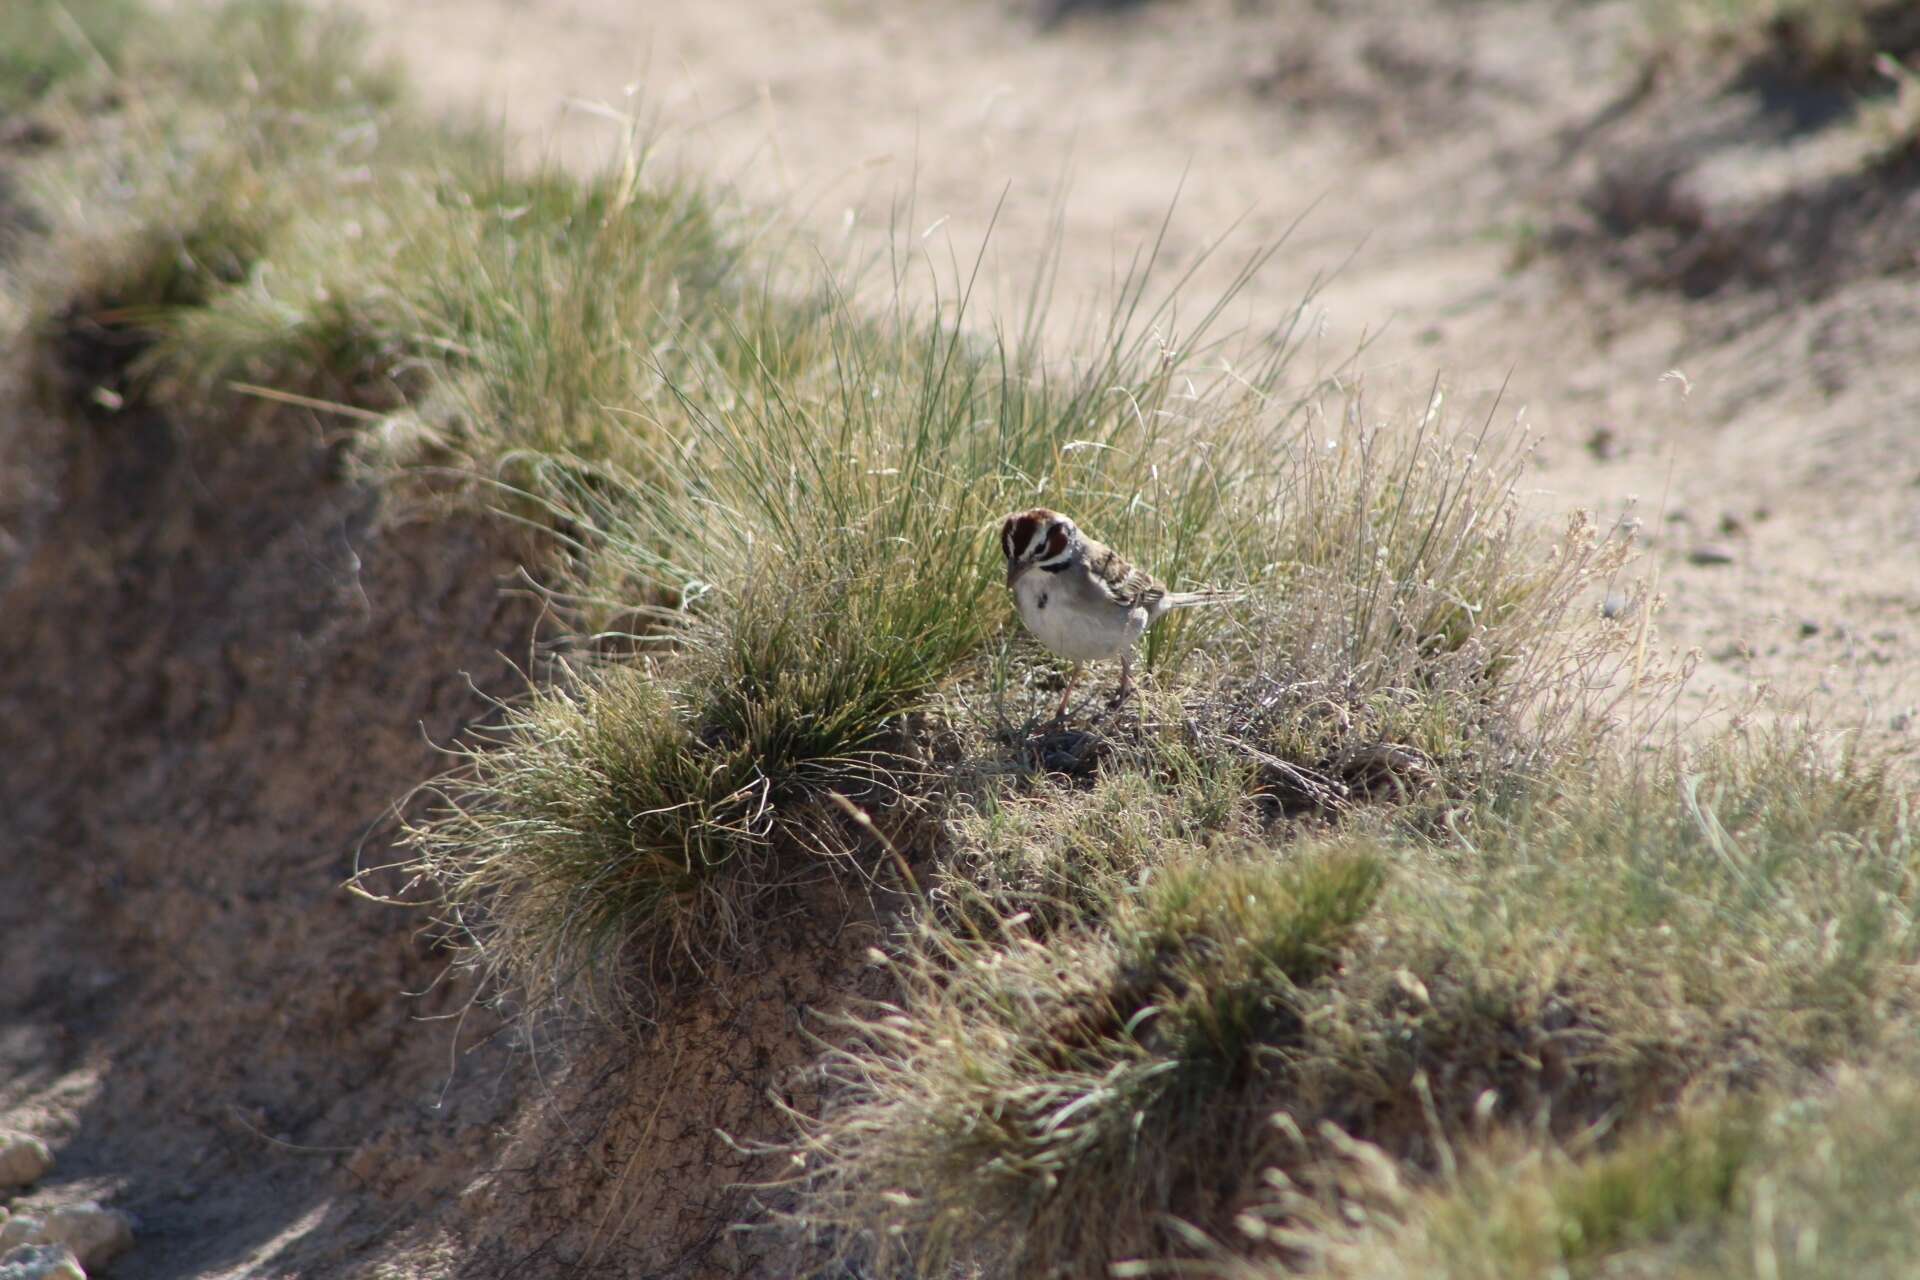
[1013,574,1139,660]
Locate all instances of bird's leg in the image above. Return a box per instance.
[1053,663,1081,722]
[1111,652,1134,706]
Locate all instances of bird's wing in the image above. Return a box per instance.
[1081,540,1164,611]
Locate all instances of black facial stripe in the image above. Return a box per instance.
[1004,517,1033,562]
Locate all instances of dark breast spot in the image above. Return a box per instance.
[1037,592,1048,610]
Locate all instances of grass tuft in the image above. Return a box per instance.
[1302,1064,1920,1279]
[792,847,1386,1277]
[795,729,1916,1276]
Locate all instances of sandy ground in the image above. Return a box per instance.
[332,0,1919,745]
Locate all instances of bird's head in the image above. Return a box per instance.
[1000,508,1078,588]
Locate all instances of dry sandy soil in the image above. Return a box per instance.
[1,1,1916,1277]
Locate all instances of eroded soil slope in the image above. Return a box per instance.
[0,347,896,1278]
[0,353,543,1277]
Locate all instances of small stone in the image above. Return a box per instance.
[1391,968,1431,1007]
[0,1245,85,1280]
[1718,511,1745,537]
[1585,424,1620,460]
[1894,710,1914,733]
[1799,620,1820,638]
[0,1218,40,1253]
[1688,545,1736,566]
[1602,592,1632,620]
[0,1136,52,1190]
[38,1206,131,1271]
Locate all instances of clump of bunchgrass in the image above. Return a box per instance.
[132,158,742,434]
[388,630,947,1020]
[1289,1061,1920,1279]
[1171,396,1633,820]
[1257,729,1918,1210]
[957,391,1638,835]
[395,665,749,1018]
[791,727,1916,1277]
[377,162,751,464]
[20,0,419,396]
[1373,729,1919,1070]
[1245,1096,1759,1278]
[393,264,1319,1019]
[939,723,1256,933]
[790,846,1386,1277]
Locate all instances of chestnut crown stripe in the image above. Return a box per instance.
[1000,509,1074,566]
[1042,522,1072,563]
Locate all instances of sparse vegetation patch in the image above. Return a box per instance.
[1531,1,1920,299]
[1291,1062,1920,1279]
[1651,0,1920,87]
[797,732,1916,1276]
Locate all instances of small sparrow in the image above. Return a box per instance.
[1000,507,1240,718]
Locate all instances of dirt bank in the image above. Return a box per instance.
[0,348,543,1277]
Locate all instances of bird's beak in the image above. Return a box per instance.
[1005,558,1025,589]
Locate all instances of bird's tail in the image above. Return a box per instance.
[1162,588,1243,609]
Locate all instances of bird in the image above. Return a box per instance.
[999,507,1240,719]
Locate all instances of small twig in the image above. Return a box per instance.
[227,1106,355,1155]
[228,380,390,423]
[826,791,923,902]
